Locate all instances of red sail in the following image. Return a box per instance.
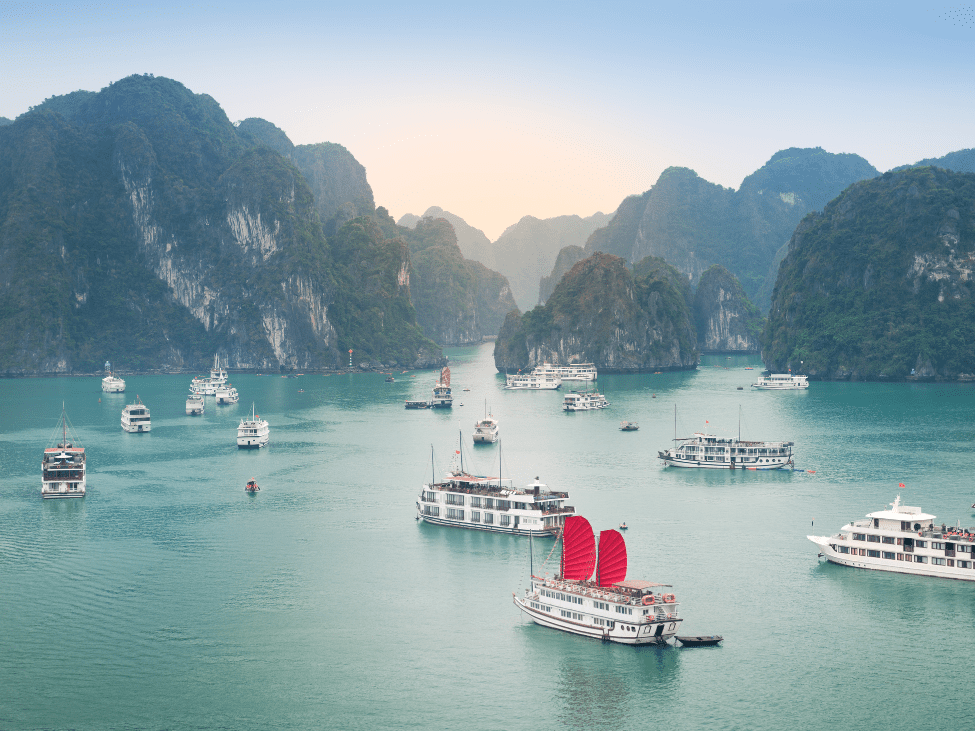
[560,516,596,581]
[440,366,451,387]
[596,529,627,587]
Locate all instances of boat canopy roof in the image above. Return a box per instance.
[614,579,671,590]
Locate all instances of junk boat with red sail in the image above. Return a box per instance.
[513,516,682,644]
[42,405,87,499]
[431,365,453,408]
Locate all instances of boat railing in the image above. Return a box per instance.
[541,506,574,516]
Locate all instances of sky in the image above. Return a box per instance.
[2,1,974,240]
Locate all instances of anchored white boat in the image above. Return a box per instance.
[532,362,597,382]
[505,372,562,390]
[185,392,205,415]
[209,354,228,386]
[513,516,683,644]
[215,385,239,404]
[101,361,125,393]
[751,373,808,390]
[562,391,609,411]
[237,403,269,448]
[473,415,499,443]
[417,438,574,535]
[431,366,453,408]
[808,495,975,581]
[658,432,793,469]
[42,406,86,499]
[121,396,151,433]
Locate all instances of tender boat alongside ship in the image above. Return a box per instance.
[237,404,269,448]
[505,372,562,390]
[808,495,975,581]
[42,406,86,499]
[185,392,205,415]
[121,396,151,433]
[513,516,683,644]
[562,391,609,411]
[751,373,809,390]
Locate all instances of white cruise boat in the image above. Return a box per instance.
[533,362,597,382]
[42,406,86,499]
[431,365,452,408]
[751,373,808,389]
[658,431,793,469]
[121,396,151,432]
[473,414,499,443]
[808,496,975,581]
[185,392,205,415]
[513,516,683,644]
[505,372,562,390]
[417,446,575,535]
[215,385,239,404]
[237,403,269,448]
[562,391,609,411]
[209,354,228,387]
[101,361,125,393]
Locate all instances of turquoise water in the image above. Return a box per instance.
[2,345,975,730]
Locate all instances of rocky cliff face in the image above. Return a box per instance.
[693,265,763,352]
[763,167,975,380]
[494,253,697,373]
[0,75,440,373]
[538,245,586,305]
[584,149,878,308]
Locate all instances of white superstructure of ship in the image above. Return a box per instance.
[121,396,151,433]
[237,403,269,448]
[562,390,609,411]
[658,431,793,469]
[209,354,228,386]
[513,516,683,644]
[532,362,597,382]
[185,392,205,415]
[505,372,562,390]
[42,405,86,499]
[101,361,126,393]
[473,413,499,443]
[215,384,239,404]
[751,373,808,390]
[808,495,975,581]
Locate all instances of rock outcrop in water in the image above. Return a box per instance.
[763,167,975,381]
[493,252,697,373]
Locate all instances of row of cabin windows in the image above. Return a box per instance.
[559,610,585,621]
[837,546,973,568]
[680,446,788,455]
[542,589,583,605]
[853,534,972,553]
[443,494,513,510]
[529,602,552,613]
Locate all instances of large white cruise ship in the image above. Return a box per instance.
[505,372,562,390]
[532,362,597,382]
[42,406,86,499]
[237,403,269,448]
[562,391,609,411]
[751,373,808,389]
[513,516,683,644]
[658,431,794,469]
[121,396,151,432]
[808,495,975,581]
[417,466,575,536]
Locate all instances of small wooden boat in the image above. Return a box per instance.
[619,421,639,431]
[405,400,429,409]
[618,522,627,530]
[245,479,260,492]
[676,635,722,646]
[385,376,395,383]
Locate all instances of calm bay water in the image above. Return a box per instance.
[2,344,974,730]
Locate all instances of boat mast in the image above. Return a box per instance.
[458,430,463,473]
[430,444,435,485]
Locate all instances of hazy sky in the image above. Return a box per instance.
[2,1,973,239]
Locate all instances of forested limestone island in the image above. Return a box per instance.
[693,265,764,352]
[763,167,975,381]
[0,74,512,374]
[581,148,879,312]
[493,252,698,373]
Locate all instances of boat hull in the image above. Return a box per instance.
[658,454,791,470]
[472,433,499,443]
[513,594,681,645]
[237,438,269,449]
[41,488,86,499]
[417,512,557,537]
[121,423,151,432]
